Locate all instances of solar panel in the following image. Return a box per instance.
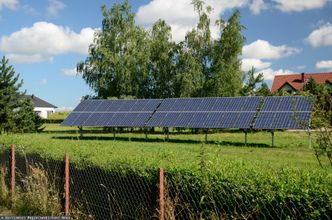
[253,96,313,130]
[61,99,162,127]
[146,97,262,129]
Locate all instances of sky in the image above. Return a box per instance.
[0,0,331,110]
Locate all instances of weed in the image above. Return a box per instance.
[13,165,62,216]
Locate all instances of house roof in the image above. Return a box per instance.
[271,72,332,92]
[24,95,57,108]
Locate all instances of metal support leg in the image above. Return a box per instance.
[145,129,148,142]
[113,128,116,140]
[308,129,312,148]
[245,130,248,146]
[78,126,83,138]
[205,129,208,144]
[167,128,169,141]
[271,130,275,147]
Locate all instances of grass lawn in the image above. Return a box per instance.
[0,124,330,174]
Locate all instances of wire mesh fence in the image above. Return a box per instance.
[0,146,331,219]
[163,172,332,219]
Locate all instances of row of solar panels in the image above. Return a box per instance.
[61,96,313,130]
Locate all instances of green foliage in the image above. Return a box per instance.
[165,167,331,219]
[240,67,264,96]
[13,97,44,133]
[296,78,332,167]
[148,19,176,98]
[0,56,23,133]
[0,126,331,218]
[256,82,271,96]
[78,1,246,99]
[0,57,43,133]
[48,111,70,120]
[78,0,149,98]
[212,10,245,96]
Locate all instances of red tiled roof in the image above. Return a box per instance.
[271,72,332,92]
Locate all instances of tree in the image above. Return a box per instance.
[79,0,247,99]
[0,56,42,133]
[13,97,44,133]
[148,19,176,98]
[299,79,332,167]
[212,10,245,97]
[303,77,325,95]
[0,56,22,133]
[77,0,149,99]
[240,67,264,96]
[256,82,271,96]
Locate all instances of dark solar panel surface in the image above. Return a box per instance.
[253,96,313,129]
[147,97,262,128]
[61,99,162,127]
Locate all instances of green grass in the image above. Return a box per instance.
[1,124,331,218]
[47,111,70,120]
[0,124,330,173]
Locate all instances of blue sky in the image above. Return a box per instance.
[0,0,331,110]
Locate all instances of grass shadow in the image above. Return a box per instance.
[51,135,271,148]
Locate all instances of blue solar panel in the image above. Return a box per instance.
[146,97,263,128]
[73,100,89,111]
[61,99,162,127]
[253,96,313,130]
[61,113,80,126]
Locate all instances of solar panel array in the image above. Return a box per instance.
[62,96,314,130]
[253,96,313,129]
[147,97,263,128]
[61,99,162,127]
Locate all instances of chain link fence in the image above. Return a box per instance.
[0,146,331,219]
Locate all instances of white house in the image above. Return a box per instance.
[26,95,57,119]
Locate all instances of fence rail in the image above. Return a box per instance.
[0,145,331,219]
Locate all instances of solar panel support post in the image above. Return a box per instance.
[205,129,208,144]
[78,126,83,138]
[145,128,148,142]
[271,130,275,147]
[113,128,116,140]
[308,128,312,148]
[244,129,248,146]
[166,128,169,141]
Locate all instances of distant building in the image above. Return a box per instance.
[25,95,57,119]
[271,72,332,93]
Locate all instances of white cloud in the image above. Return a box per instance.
[273,0,327,12]
[259,68,295,80]
[62,68,78,76]
[306,22,332,47]
[6,54,53,64]
[0,22,96,63]
[242,39,300,60]
[316,60,332,70]
[136,0,249,42]
[241,58,271,72]
[249,0,266,14]
[0,0,18,10]
[47,0,65,16]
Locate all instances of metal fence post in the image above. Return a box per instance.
[65,153,70,216]
[11,144,15,196]
[159,168,164,220]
